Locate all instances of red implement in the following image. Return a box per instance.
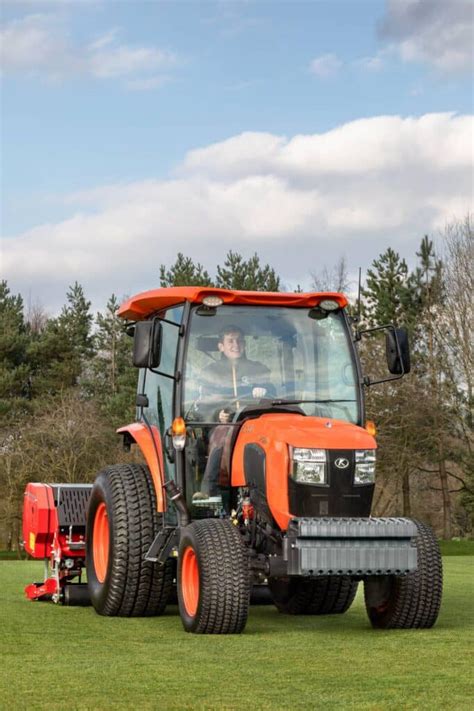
[22,483,91,604]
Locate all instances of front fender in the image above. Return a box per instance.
[117,423,166,512]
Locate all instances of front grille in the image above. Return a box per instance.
[288,450,374,518]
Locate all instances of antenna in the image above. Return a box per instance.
[356,267,362,324]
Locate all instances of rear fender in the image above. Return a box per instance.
[117,423,166,512]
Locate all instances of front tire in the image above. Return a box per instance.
[86,463,172,617]
[364,519,443,629]
[178,519,250,634]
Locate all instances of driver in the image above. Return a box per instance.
[195,325,273,499]
[201,324,272,422]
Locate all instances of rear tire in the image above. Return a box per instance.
[178,519,250,634]
[269,576,358,615]
[86,463,172,617]
[364,519,442,629]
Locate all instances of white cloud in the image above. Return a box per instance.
[3,113,473,311]
[0,13,177,87]
[354,54,385,72]
[182,114,472,178]
[379,0,473,72]
[181,132,287,179]
[0,13,69,74]
[87,41,175,80]
[309,53,343,78]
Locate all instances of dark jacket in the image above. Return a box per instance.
[200,355,272,420]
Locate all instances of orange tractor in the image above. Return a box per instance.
[23,287,442,633]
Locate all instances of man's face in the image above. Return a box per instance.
[218,331,244,361]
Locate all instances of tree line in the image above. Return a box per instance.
[0,222,472,549]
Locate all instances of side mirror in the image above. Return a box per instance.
[132,319,163,368]
[386,327,410,375]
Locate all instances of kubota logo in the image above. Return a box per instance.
[335,458,349,469]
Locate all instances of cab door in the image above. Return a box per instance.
[138,305,184,493]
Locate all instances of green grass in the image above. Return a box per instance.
[0,550,27,560]
[438,539,474,556]
[1,560,473,710]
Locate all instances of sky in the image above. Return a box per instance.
[1,0,473,314]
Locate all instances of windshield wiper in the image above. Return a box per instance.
[271,398,356,405]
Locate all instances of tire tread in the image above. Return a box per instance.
[87,463,172,617]
[178,519,250,634]
[364,519,443,629]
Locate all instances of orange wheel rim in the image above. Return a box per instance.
[93,502,109,583]
[182,546,199,617]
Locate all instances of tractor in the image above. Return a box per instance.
[23,287,442,633]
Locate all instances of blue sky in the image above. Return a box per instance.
[1,0,473,311]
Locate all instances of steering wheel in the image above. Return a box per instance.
[216,395,257,423]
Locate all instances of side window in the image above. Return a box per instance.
[141,305,183,482]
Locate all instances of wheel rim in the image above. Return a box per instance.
[93,502,109,583]
[182,546,199,617]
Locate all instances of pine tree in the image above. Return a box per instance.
[362,247,418,330]
[54,282,95,387]
[216,251,280,291]
[25,283,95,395]
[92,294,136,426]
[59,282,94,359]
[0,281,31,422]
[159,253,214,287]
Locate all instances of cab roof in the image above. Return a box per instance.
[118,287,348,321]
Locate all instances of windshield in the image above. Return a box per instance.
[183,305,359,424]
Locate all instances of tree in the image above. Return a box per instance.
[0,281,31,423]
[311,256,350,293]
[216,251,280,291]
[159,253,214,287]
[442,216,473,431]
[59,282,94,359]
[361,245,431,519]
[30,282,96,391]
[441,216,474,529]
[0,391,129,549]
[92,294,136,426]
[25,297,48,336]
[411,236,455,537]
[362,247,418,330]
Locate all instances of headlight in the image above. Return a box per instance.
[290,448,327,485]
[354,450,376,485]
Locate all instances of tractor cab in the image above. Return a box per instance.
[124,289,364,518]
[181,299,360,513]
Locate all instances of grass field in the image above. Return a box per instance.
[1,558,473,711]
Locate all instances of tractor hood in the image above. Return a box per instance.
[231,413,377,531]
[238,413,376,450]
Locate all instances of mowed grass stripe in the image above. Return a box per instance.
[0,558,473,710]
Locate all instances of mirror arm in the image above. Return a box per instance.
[357,323,395,336]
[153,315,182,330]
[148,368,180,381]
[363,372,404,387]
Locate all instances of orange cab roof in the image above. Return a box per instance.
[118,287,348,320]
